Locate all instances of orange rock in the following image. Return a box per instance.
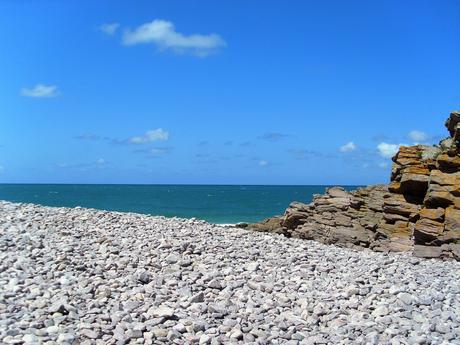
[383,195,420,217]
[401,166,431,175]
[419,207,445,222]
[400,173,429,196]
[445,111,460,137]
[414,218,444,243]
[388,181,401,193]
[424,183,455,208]
[396,146,423,158]
[429,170,460,186]
[378,220,412,238]
[436,153,460,171]
[395,158,421,166]
[326,187,350,198]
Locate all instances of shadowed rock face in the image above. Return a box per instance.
[246,111,460,260]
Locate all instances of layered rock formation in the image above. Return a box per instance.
[244,111,460,259]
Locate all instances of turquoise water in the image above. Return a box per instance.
[0,184,361,224]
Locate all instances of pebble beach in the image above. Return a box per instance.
[1,200,460,345]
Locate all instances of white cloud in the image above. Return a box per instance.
[408,130,428,143]
[150,147,172,156]
[259,160,268,167]
[339,141,356,153]
[377,142,406,158]
[99,22,119,35]
[122,19,226,56]
[259,132,289,142]
[57,159,107,170]
[21,84,59,98]
[129,128,169,144]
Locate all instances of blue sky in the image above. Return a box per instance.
[1,0,459,185]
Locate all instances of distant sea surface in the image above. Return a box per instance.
[0,184,362,224]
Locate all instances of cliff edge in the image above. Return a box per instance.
[243,111,460,259]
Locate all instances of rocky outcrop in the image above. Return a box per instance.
[247,111,460,260]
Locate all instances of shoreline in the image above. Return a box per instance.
[1,200,459,344]
[0,199,256,228]
[0,199,240,226]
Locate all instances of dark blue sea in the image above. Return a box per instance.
[0,184,361,224]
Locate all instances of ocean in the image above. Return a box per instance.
[0,184,361,224]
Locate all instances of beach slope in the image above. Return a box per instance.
[1,201,459,344]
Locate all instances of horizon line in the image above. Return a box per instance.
[0,182,366,187]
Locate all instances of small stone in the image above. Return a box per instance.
[418,296,432,306]
[408,335,427,344]
[435,323,450,334]
[193,321,207,332]
[313,304,326,316]
[199,334,211,344]
[372,306,389,317]
[57,333,75,343]
[412,312,425,323]
[80,329,99,339]
[208,278,223,289]
[246,262,260,272]
[366,332,380,345]
[190,291,205,303]
[172,323,186,333]
[47,325,59,335]
[397,292,414,305]
[152,327,168,338]
[291,333,305,340]
[6,329,19,337]
[144,332,153,340]
[345,286,359,297]
[247,281,259,290]
[167,329,182,341]
[23,334,39,344]
[138,271,151,284]
[126,329,143,339]
[165,253,179,264]
[230,329,243,340]
[133,322,146,332]
[123,300,140,312]
[48,301,68,315]
[208,303,228,315]
[150,305,175,318]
